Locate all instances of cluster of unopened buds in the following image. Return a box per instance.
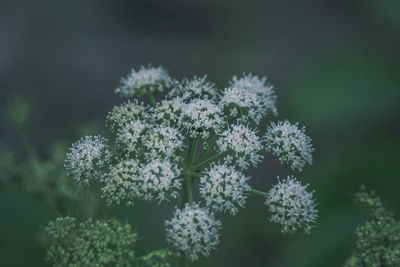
[65,65,317,263]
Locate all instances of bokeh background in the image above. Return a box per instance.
[1,0,399,266]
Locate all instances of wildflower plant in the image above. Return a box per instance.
[345,185,400,267]
[60,65,318,266]
[0,96,100,215]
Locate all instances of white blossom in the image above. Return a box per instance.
[139,159,182,202]
[115,120,148,155]
[265,176,317,234]
[220,86,265,124]
[165,203,221,261]
[217,124,263,169]
[65,135,111,186]
[265,120,314,172]
[102,159,181,205]
[199,164,250,215]
[153,97,184,126]
[230,73,277,115]
[106,100,150,132]
[180,98,223,139]
[168,76,218,101]
[116,65,171,97]
[143,125,184,159]
[101,159,141,206]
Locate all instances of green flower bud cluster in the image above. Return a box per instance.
[44,217,137,267]
[346,185,400,267]
[137,249,177,267]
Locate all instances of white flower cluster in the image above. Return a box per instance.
[65,64,318,263]
[180,98,223,139]
[101,159,141,206]
[220,86,265,124]
[165,203,221,261]
[143,125,184,159]
[216,124,263,169]
[106,100,149,132]
[230,73,277,116]
[153,97,184,126]
[265,176,317,234]
[116,120,148,155]
[168,76,217,101]
[115,120,183,160]
[102,159,181,206]
[115,65,171,97]
[199,164,250,215]
[265,120,314,171]
[140,159,182,202]
[65,135,111,186]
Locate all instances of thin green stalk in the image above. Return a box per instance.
[188,137,199,167]
[195,134,218,163]
[179,136,199,267]
[189,171,202,180]
[192,151,228,171]
[180,179,188,207]
[250,189,267,198]
[149,93,157,106]
[179,253,188,267]
[186,176,193,203]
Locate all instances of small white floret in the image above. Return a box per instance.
[265,176,317,234]
[65,135,111,186]
[200,164,250,215]
[165,203,221,261]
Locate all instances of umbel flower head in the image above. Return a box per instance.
[230,73,277,116]
[265,120,314,172]
[265,176,317,234]
[220,86,265,124]
[65,135,111,186]
[63,64,318,264]
[165,203,222,261]
[180,98,223,139]
[102,159,182,206]
[200,163,250,215]
[116,65,171,97]
[140,159,182,202]
[106,100,150,132]
[101,159,141,206]
[115,119,148,155]
[217,124,263,169]
[153,97,184,126]
[168,76,218,101]
[142,125,184,160]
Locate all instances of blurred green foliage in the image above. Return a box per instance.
[0,96,100,215]
[345,186,400,266]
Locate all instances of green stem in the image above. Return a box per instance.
[179,253,188,267]
[149,93,157,106]
[188,137,199,167]
[189,171,202,180]
[195,134,218,163]
[250,189,267,198]
[193,151,229,171]
[186,175,193,203]
[180,179,188,207]
[179,137,199,267]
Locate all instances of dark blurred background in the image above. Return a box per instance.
[1,0,399,266]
